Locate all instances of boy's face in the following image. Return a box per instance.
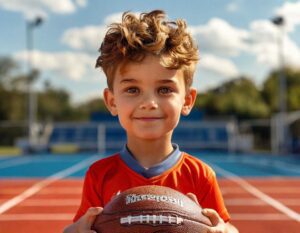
[104,55,196,141]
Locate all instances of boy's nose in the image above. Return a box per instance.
[139,98,158,110]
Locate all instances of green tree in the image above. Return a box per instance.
[0,57,17,84]
[197,77,270,119]
[0,57,28,121]
[38,84,74,121]
[262,68,300,112]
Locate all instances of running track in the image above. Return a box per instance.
[0,152,300,233]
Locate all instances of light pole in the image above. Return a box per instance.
[271,16,287,154]
[26,17,43,148]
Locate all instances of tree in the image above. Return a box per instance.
[262,67,300,112]
[38,84,74,121]
[0,57,28,121]
[0,57,17,85]
[197,77,270,119]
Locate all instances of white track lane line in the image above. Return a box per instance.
[210,163,300,222]
[0,155,98,214]
[1,187,82,194]
[208,156,300,175]
[225,198,300,206]
[230,213,290,221]
[0,213,292,221]
[221,187,300,193]
[0,214,74,221]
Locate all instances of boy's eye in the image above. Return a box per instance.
[125,87,139,94]
[158,87,173,94]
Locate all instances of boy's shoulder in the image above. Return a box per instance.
[89,153,121,171]
[181,152,216,178]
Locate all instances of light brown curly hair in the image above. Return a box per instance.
[96,10,199,90]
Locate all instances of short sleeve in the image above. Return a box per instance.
[73,168,103,222]
[198,170,230,222]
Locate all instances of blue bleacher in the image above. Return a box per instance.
[48,110,229,152]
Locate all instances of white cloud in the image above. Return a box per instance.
[0,0,84,19]
[62,26,106,52]
[61,14,241,83]
[191,16,300,71]
[14,50,109,103]
[104,12,123,25]
[199,54,239,78]
[248,19,300,69]
[75,0,87,7]
[104,12,143,25]
[226,2,239,12]
[14,50,99,81]
[274,1,300,32]
[61,12,138,52]
[190,18,249,57]
[61,12,123,52]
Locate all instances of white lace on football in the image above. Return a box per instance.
[120,215,184,225]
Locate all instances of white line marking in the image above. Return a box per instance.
[231,213,290,221]
[225,198,300,206]
[0,214,74,221]
[210,163,300,222]
[225,198,266,206]
[0,155,98,214]
[0,187,82,194]
[207,156,300,175]
[0,158,32,169]
[240,158,300,175]
[221,187,300,193]
[0,213,292,221]
[20,199,80,206]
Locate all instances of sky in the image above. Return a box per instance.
[0,0,300,104]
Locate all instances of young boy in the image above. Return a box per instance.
[64,10,238,233]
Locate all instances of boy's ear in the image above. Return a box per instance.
[103,88,118,116]
[181,88,197,116]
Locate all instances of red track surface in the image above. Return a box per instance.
[0,178,300,233]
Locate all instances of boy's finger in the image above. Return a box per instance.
[83,207,103,228]
[186,192,200,206]
[86,207,103,216]
[202,208,222,226]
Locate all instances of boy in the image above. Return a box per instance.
[64,10,238,233]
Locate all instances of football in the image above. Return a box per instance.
[92,185,212,233]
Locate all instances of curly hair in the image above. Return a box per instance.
[96,10,199,90]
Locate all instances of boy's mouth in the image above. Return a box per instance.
[133,117,163,121]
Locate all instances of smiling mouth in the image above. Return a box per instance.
[134,117,162,121]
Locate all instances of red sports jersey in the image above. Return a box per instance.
[73,152,230,222]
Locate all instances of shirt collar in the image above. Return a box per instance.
[120,143,182,178]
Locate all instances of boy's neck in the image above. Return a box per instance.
[126,138,174,169]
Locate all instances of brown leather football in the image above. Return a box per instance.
[92,185,212,233]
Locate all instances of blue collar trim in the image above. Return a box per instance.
[120,143,181,178]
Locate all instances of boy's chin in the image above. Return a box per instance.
[130,133,170,141]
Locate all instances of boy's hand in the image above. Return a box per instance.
[63,207,103,233]
[202,208,227,233]
[186,193,237,233]
[77,207,103,233]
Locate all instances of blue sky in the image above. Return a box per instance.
[0,0,300,103]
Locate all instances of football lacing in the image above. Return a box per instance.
[120,215,184,225]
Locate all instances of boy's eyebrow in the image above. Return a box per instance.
[119,78,137,84]
[157,79,178,84]
[119,78,178,84]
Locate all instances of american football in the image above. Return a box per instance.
[92,185,212,233]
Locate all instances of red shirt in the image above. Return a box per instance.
[73,152,230,222]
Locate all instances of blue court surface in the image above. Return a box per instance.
[0,152,300,178]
